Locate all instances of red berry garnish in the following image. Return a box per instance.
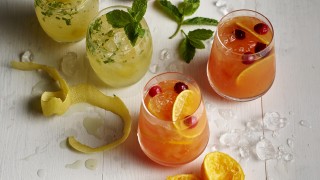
[234,29,246,40]
[242,52,255,65]
[254,42,267,53]
[174,82,188,94]
[184,116,198,129]
[148,85,162,97]
[254,23,269,35]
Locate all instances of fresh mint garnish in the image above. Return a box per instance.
[156,0,217,38]
[106,0,147,46]
[179,29,213,63]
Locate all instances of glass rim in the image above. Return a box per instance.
[141,72,203,127]
[35,0,90,10]
[216,9,274,58]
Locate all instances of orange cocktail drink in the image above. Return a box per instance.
[207,10,275,101]
[138,72,209,166]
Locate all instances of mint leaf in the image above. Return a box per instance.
[188,37,205,49]
[178,0,200,16]
[157,0,183,22]
[188,29,213,40]
[124,22,140,46]
[179,38,195,63]
[130,0,147,22]
[182,17,218,26]
[106,10,133,28]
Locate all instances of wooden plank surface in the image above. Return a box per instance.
[0,0,319,179]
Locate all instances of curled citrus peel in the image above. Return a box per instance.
[11,61,131,153]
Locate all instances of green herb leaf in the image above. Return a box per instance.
[130,0,147,22]
[124,22,140,46]
[188,29,214,40]
[106,10,133,28]
[188,37,205,49]
[157,0,183,22]
[179,38,196,63]
[178,0,200,16]
[182,17,219,26]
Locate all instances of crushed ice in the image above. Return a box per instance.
[20,50,33,62]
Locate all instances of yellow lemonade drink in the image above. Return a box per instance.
[34,0,99,42]
[207,10,275,101]
[138,72,209,166]
[86,6,153,87]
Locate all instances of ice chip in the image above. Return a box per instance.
[219,130,241,146]
[263,112,287,131]
[246,119,263,131]
[287,138,294,148]
[166,62,184,73]
[299,120,312,128]
[160,49,170,61]
[239,146,250,158]
[283,153,294,162]
[20,50,33,62]
[218,109,236,120]
[214,0,227,7]
[61,52,78,77]
[256,138,276,160]
[149,63,159,74]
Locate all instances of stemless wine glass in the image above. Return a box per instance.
[137,72,210,166]
[34,0,99,42]
[207,10,275,101]
[86,6,153,88]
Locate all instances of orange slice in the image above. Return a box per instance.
[236,22,270,44]
[167,174,200,180]
[201,152,245,180]
[236,54,275,87]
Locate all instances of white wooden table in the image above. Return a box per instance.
[1,0,319,179]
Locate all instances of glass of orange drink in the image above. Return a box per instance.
[207,10,275,101]
[137,72,210,166]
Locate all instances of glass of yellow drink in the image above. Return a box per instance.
[207,10,275,101]
[138,72,210,166]
[34,0,99,42]
[86,6,153,88]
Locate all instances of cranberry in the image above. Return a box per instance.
[242,52,255,65]
[254,23,269,35]
[148,85,162,97]
[184,116,198,128]
[174,82,188,94]
[254,42,267,53]
[234,29,246,40]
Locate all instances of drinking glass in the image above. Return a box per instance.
[207,10,275,101]
[34,0,99,42]
[137,72,209,166]
[86,6,153,88]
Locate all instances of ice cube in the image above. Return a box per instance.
[20,50,33,62]
[160,49,170,61]
[60,52,78,77]
[263,112,287,131]
[246,119,263,131]
[214,0,227,7]
[149,63,159,74]
[219,130,241,146]
[239,146,250,158]
[256,138,276,160]
[287,138,294,148]
[218,109,236,120]
[283,153,294,162]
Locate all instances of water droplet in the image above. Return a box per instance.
[239,146,250,158]
[246,119,263,131]
[60,52,78,77]
[218,109,236,120]
[219,130,241,146]
[299,120,312,128]
[166,62,185,73]
[65,160,82,169]
[256,138,276,160]
[85,159,97,170]
[283,153,294,162]
[59,139,67,149]
[37,169,46,178]
[31,80,54,96]
[214,0,227,7]
[159,48,171,61]
[287,138,294,148]
[83,117,104,139]
[149,63,159,74]
[263,112,287,131]
[20,50,33,62]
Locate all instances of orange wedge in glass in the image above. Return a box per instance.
[236,22,270,45]
[201,152,245,180]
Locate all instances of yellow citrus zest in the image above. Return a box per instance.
[11,61,131,153]
[201,152,245,180]
[236,22,270,44]
[167,174,200,180]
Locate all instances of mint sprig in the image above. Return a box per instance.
[157,0,217,39]
[106,0,147,46]
[179,29,213,63]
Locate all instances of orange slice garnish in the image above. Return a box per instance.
[236,22,270,45]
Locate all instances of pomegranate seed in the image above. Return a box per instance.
[184,116,198,128]
[174,82,188,94]
[254,23,269,35]
[234,29,245,40]
[242,52,255,65]
[148,85,162,97]
[254,42,267,53]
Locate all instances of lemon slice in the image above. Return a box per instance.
[11,61,131,153]
[201,152,245,180]
[236,54,275,87]
[236,22,270,45]
[167,174,200,180]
